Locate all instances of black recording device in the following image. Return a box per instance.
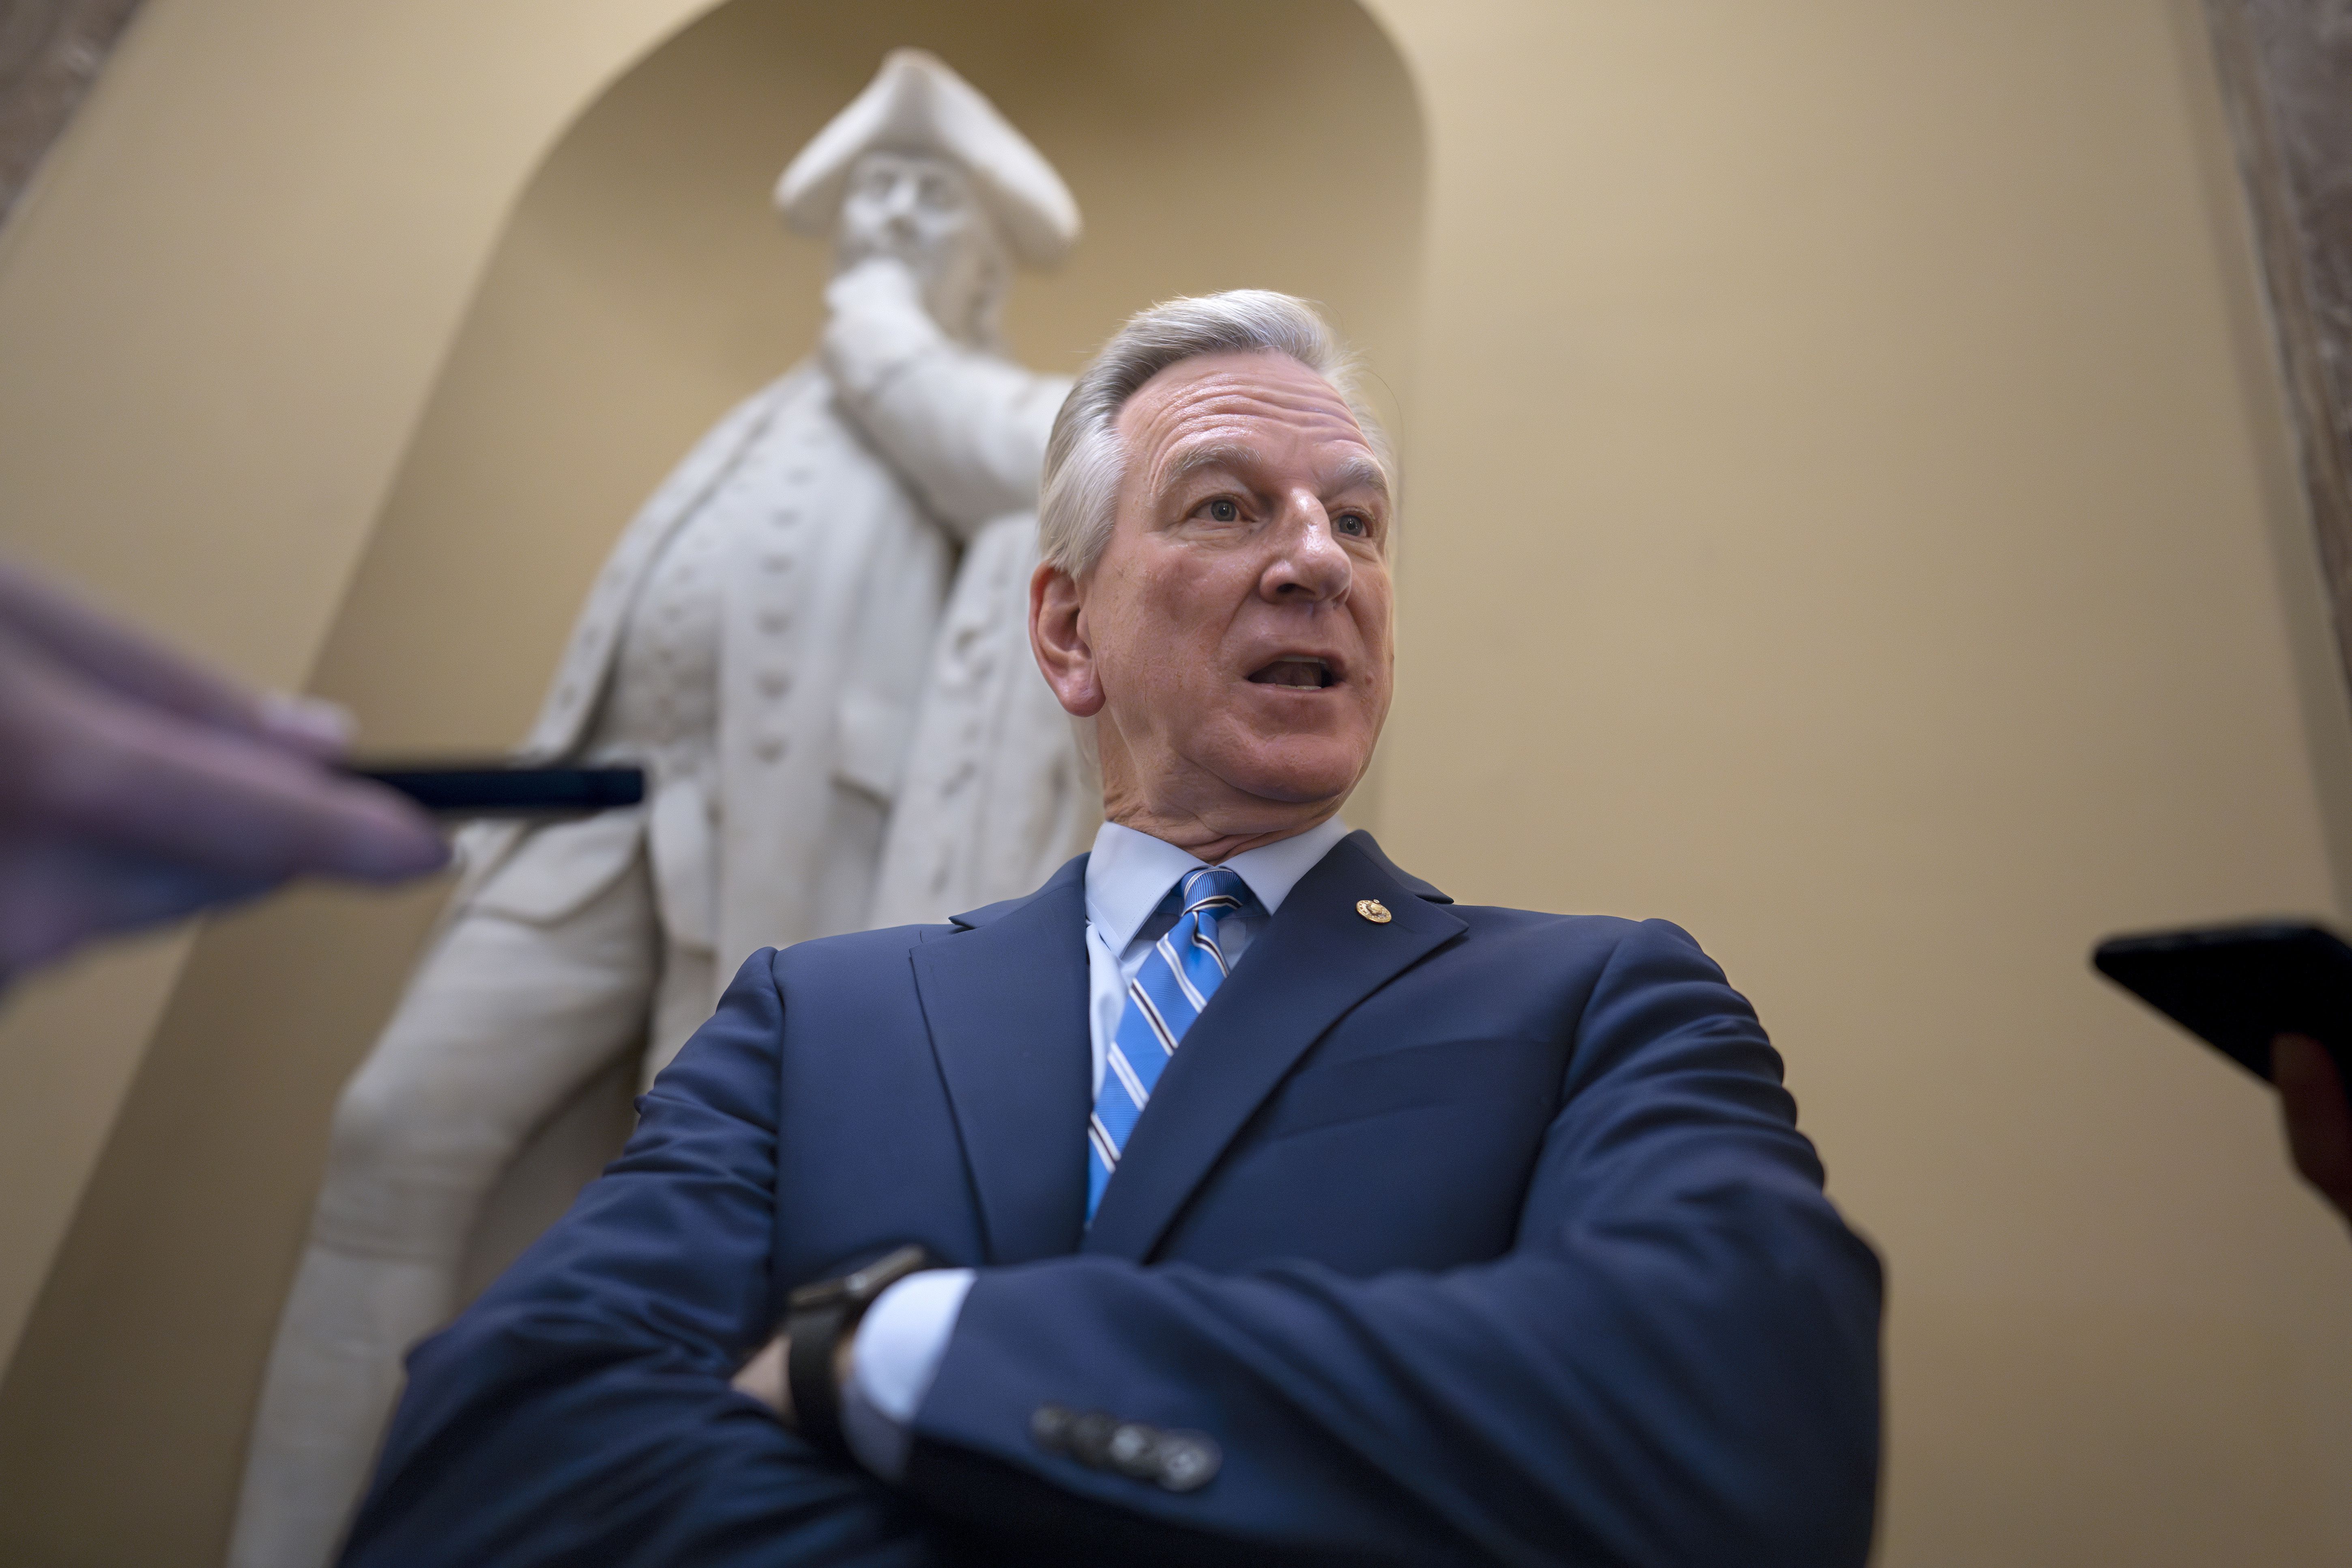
[345,760,645,818]
[2092,920,2352,1085]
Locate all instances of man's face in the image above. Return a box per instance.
[1051,350,1394,839]
[835,150,1002,339]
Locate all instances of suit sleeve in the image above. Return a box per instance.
[337,952,941,1568]
[901,919,1884,1568]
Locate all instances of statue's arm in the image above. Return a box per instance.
[821,260,1070,540]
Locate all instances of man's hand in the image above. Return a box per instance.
[731,1327,863,1431]
[732,1332,797,1425]
[0,560,448,981]
[2272,1034,2352,1226]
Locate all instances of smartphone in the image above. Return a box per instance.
[2092,920,2352,1083]
[344,760,645,817]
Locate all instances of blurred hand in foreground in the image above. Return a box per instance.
[0,560,447,983]
[2272,1033,2352,1226]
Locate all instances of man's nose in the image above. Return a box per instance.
[1260,500,1353,603]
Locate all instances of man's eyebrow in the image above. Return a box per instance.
[1156,442,1267,492]
[1155,442,1392,504]
[1325,453,1391,504]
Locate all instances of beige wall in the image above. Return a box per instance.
[1,1,2348,1565]
[1371,4,2352,1561]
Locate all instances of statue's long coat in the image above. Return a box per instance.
[450,333,1075,985]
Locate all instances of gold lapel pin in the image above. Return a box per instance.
[1355,898,1392,924]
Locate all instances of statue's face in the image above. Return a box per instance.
[836,150,1005,341]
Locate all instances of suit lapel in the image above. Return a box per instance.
[1084,832,1468,1261]
[910,858,1093,1263]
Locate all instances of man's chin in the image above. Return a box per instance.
[1215,745,1368,811]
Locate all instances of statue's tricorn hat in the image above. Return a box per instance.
[775,49,1080,269]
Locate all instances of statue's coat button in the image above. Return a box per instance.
[1356,899,1392,924]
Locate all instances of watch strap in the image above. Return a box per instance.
[782,1244,934,1464]
[786,1302,853,1462]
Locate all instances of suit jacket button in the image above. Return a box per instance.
[1029,1404,1074,1453]
[1065,1410,1118,1469]
[1105,1422,1161,1478]
[1153,1431,1221,1492]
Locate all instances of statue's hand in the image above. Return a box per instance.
[826,253,926,320]
[822,255,946,395]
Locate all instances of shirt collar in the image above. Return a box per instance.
[1084,815,1352,953]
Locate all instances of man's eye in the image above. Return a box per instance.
[1207,499,1239,522]
[1336,513,1368,537]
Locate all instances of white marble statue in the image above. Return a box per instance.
[228,50,1091,1568]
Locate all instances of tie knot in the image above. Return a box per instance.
[1176,865,1255,921]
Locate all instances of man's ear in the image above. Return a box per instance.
[1029,561,1103,718]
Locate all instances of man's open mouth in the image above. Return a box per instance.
[1247,657,1338,689]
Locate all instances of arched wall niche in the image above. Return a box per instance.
[323,0,1425,766]
[0,4,1426,1564]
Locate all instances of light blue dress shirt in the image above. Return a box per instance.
[838,815,1353,1479]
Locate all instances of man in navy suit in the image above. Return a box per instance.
[342,290,1882,1566]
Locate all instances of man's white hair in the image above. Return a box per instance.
[1037,290,1394,579]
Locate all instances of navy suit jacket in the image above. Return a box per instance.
[344,831,1881,1567]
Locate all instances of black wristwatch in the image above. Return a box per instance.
[784,1243,935,1463]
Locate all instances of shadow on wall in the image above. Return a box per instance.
[0,1,1424,1564]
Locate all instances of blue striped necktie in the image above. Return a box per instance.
[1087,866,1258,1221]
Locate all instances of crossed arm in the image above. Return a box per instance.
[340,956,937,1568]
[343,925,1881,1567]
